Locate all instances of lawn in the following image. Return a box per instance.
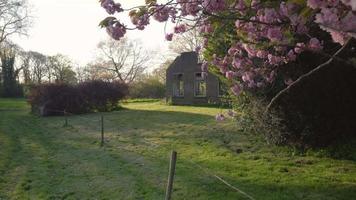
[0,99,355,199]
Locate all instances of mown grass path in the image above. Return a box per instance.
[0,99,355,199]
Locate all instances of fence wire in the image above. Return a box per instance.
[41,109,255,200]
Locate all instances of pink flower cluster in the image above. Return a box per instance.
[100,0,356,96]
[202,0,226,13]
[106,19,126,40]
[309,0,356,45]
[215,109,237,121]
[100,0,123,15]
[130,13,150,30]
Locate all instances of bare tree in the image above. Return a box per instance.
[28,51,46,84]
[168,28,202,54]
[0,0,31,45]
[49,54,77,84]
[1,41,24,81]
[82,61,117,81]
[153,59,173,83]
[17,49,31,84]
[96,37,149,83]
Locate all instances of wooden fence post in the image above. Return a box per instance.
[165,151,177,200]
[101,115,104,147]
[64,110,68,127]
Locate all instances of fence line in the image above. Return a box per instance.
[40,109,255,199]
[45,109,101,123]
[186,159,256,200]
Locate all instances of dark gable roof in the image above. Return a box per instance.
[168,51,200,71]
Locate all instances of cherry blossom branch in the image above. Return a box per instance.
[266,38,352,113]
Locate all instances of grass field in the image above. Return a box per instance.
[0,98,355,199]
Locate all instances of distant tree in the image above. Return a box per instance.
[17,50,32,84]
[168,28,202,54]
[49,54,77,84]
[96,37,149,83]
[82,61,117,82]
[0,0,31,45]
[129,74,166,99]
[0,45,22,97]
[153,59,173,83]
[28,51,46,84]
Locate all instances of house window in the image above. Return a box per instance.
[194,73,206,97]
[218,80,228,96]
[173,73,184,97]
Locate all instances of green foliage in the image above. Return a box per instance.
[0,54,23,97]
[0,99,355,199]
[129,75,165,99]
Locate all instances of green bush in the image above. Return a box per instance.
[129,76,165,99]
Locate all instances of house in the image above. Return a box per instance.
[166,52,225,105]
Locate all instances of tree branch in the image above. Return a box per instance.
[265,39,352,113]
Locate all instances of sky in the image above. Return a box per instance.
[13,0,176,68]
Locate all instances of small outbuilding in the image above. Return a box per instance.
[166,52,225,105]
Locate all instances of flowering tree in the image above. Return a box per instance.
[99,0,356,110]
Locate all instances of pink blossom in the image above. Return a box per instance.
[231,84,241,96]
[342,0,356,11]
[153,5,171,22]
[106,20,126,40]
[256,50,268,58]
[235,20,243,29]
[307,0,325,9]
[215,113,225,121]
[235,0,246,10]
[294,43,306,54]
[259,8,279,23]
[202,0,226,13]
[232,58,244,69]
[251,0,260,8]
[174,24,186,33]
[329,30,349,45]
[101,0,123,15]
[315,8,339,27]
[243,44,257,57]
[227,109,236,117]
[308,38,323,51]
[165,33,173,41]
[132,14,150,30]
[287,50,297,61]
[178,0,201,16]
[268,54,283,66]
[279,2,296,17]
[267,27,283,42]
[225,71,235,80]
[242,72,254,83]
[201,61,208,72]
[200,24,214,33]
[340,12,356,32]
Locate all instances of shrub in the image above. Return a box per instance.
[28,83,87,115]
[234,94,288,145]
[129,76,165,99]
[28,80,128,116]
[79,80,128,112]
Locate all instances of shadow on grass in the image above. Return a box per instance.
[1,105,356,199]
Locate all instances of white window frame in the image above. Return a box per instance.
[194,72,207,98]
[173,73,184,97]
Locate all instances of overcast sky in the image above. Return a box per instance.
[13,0,175,68]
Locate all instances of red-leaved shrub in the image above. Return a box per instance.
[79,80,128,112]
[28,80,128,116]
